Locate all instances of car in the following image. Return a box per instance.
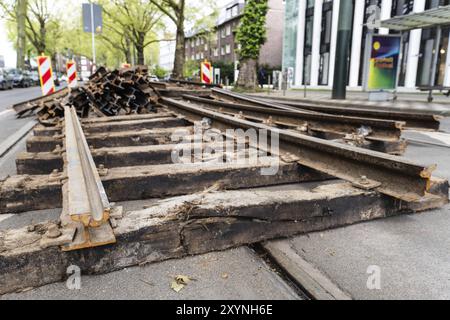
[30,71,40,85]
[149,75,159,82]
[8,68,34,88]
[0,68,13,90]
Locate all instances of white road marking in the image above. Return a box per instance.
[0,109,13,118]
[0,214,14,224]
[421,132,450,146]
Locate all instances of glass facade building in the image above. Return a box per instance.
[282,0,450,89]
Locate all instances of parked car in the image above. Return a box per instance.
[0,68,13,90]
[8,68,34,88]
[149,75,159,82]
[30,71,40,85]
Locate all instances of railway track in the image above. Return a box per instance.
[0,80,448,296]
[243,93,442,131]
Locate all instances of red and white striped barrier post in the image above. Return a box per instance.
[201,60,213,84]
[66,61,78,88]
[37,55,55,96]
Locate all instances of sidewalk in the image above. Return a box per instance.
[250,90,450,116]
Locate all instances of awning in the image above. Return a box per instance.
[379,5,450,31]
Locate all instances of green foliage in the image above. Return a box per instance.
[152,64,168,78]
[212,60,235,84]
[183,59,200,78]
[236,0,269,61]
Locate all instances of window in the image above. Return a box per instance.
[185,41,189,49]
[200,38,204,45]
[231,5,238,17]
[196,53,200,60]
[226,44,231,54]
[221,28,226,38]
[191,41,194,48]
[200,52,204,59]
[191,55,195,60]
[204,44,208,51]
[226,8,231,19]
[221,47,225,55]
[214,48,219,57]
[319,0,333,85]
[196,38,200,46]
[226,25,231,36]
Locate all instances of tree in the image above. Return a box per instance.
[235,0,269,90]
[0,0,61,57]
[16,0,27,68]
[101,0,164,65]
[150,0,186,77]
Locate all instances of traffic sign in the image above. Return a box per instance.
[37,55,55,96]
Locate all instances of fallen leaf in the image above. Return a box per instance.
[171,275,193,293]
[221,273,229,279]
[171,280,185,293]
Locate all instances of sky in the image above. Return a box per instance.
[0,0,234,68]
[0,20,16,68]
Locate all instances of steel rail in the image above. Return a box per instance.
[245,95,442,131]
[182,94,404,142]
[13,87,69,117]
[169,78,222,88]
[160,97,436,202]
[64,105,110,227]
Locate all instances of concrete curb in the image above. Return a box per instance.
[0,120,36,158]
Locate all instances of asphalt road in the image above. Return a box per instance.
[0,85,67,143]
[284,126,450,300]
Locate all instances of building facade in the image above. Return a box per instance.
[185,0,285,72]
[159,40,176,72]
[283,0,450,90]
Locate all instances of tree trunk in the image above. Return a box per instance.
[16,0,28,69]
[125,37,132,64]
[236,59,258,90]
[172,1,185,78]
[136,32,145,65]
[173,24,185,77]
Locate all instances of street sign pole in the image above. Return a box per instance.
[90,2,96,65]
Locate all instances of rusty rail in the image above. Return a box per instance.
[169,78,222,88]
[65,106,110,225]
[62,106,115,251]
[241,94,442,131]
[13,87,69,118]
[160,97,435,202]
[182,94,404,142]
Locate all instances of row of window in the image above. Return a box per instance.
[187,44,234,61]
[292,0,450,86]
[186,25,233,50]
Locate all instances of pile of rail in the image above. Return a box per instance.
[12,67,218,124]
[1,76,447,295]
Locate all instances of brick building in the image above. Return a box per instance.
[184,0,284,80]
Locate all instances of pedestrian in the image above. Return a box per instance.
[258,66,266,89]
